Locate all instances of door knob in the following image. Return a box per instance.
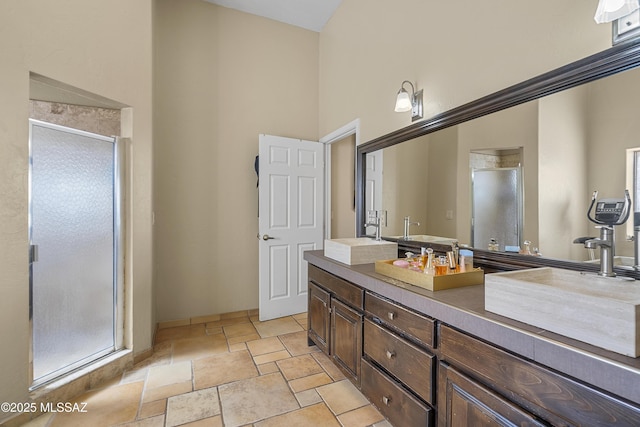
[262,234,275,241]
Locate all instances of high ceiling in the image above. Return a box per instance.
[204,0,343,32]
[30,1,343,107]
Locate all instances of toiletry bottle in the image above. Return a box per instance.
[520,240,532,255]
[424,248,435,275]
[435,256,448,276]
[488,238,499,251]
[447,251,458,273]
[420,247,427,269]
[451,241,459,270]
[459,249,473,271]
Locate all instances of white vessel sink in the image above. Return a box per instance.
[324,238,397,265]
[485,267,640,357]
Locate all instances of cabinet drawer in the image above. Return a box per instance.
[309,265,363,309]
[439,325,640,426]
[364,318,435,404]
[365,292,435,348]
[361,358,433,427]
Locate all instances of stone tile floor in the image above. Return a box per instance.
[24,313,392,427]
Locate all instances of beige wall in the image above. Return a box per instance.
[586,67,640,257]
[539,86,589,260]
[331,134,356,238]
[0,0,153,418]
[154,0,319,322]
[457,102,540,247]
[426,127,458,238]
[319,0,610,143]
[382,137,429,236]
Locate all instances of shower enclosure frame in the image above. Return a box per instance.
[28,119,125,390]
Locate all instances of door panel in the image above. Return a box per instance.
[258,134,324,320]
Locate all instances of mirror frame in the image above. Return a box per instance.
[356,40,640,240]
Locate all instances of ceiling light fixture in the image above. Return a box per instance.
[594,0,640,23]
[394,80,423,122]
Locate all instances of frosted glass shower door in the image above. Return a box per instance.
[471,167,523,251]
[29,119,120,387]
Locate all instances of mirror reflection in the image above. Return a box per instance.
[365,64,640,264]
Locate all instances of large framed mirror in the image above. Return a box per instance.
[356,39,640,271]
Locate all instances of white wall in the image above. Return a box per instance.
[0,0,153,417]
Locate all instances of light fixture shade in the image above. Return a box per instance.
[395,89,412,112]
[594,0,640,23]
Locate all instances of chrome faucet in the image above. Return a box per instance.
[403,216,420,240]
[585,225,616,277]
[364,210,385,241]
[364,216,382,241]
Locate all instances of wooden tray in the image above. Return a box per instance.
[375,259,484,291]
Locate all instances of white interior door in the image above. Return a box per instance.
[258,134,324,321]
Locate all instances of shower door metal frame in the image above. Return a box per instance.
[28,119,125,389]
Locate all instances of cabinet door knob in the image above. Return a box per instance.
[386,350,395,359]
[382,396,391,406]
[387,312,396,320]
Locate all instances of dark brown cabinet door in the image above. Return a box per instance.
[308,281,330,354]
[331,298,363,384]
[438,362,547,427]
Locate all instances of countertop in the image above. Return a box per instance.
[304,250,640,405]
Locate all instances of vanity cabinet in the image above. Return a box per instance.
[305,251,640,427]
[439,324,640,426]
[307,265,363,385]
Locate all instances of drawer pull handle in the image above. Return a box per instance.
[382,396,391,406]
[386,350,395,359]
[387,312,396,320]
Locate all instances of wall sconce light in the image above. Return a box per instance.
[594,0,640,23]
[394,80,423,122]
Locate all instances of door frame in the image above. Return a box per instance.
[320,119,361,240]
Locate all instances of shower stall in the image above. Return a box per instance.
[471,167,523,252]
[29,119,124,388]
